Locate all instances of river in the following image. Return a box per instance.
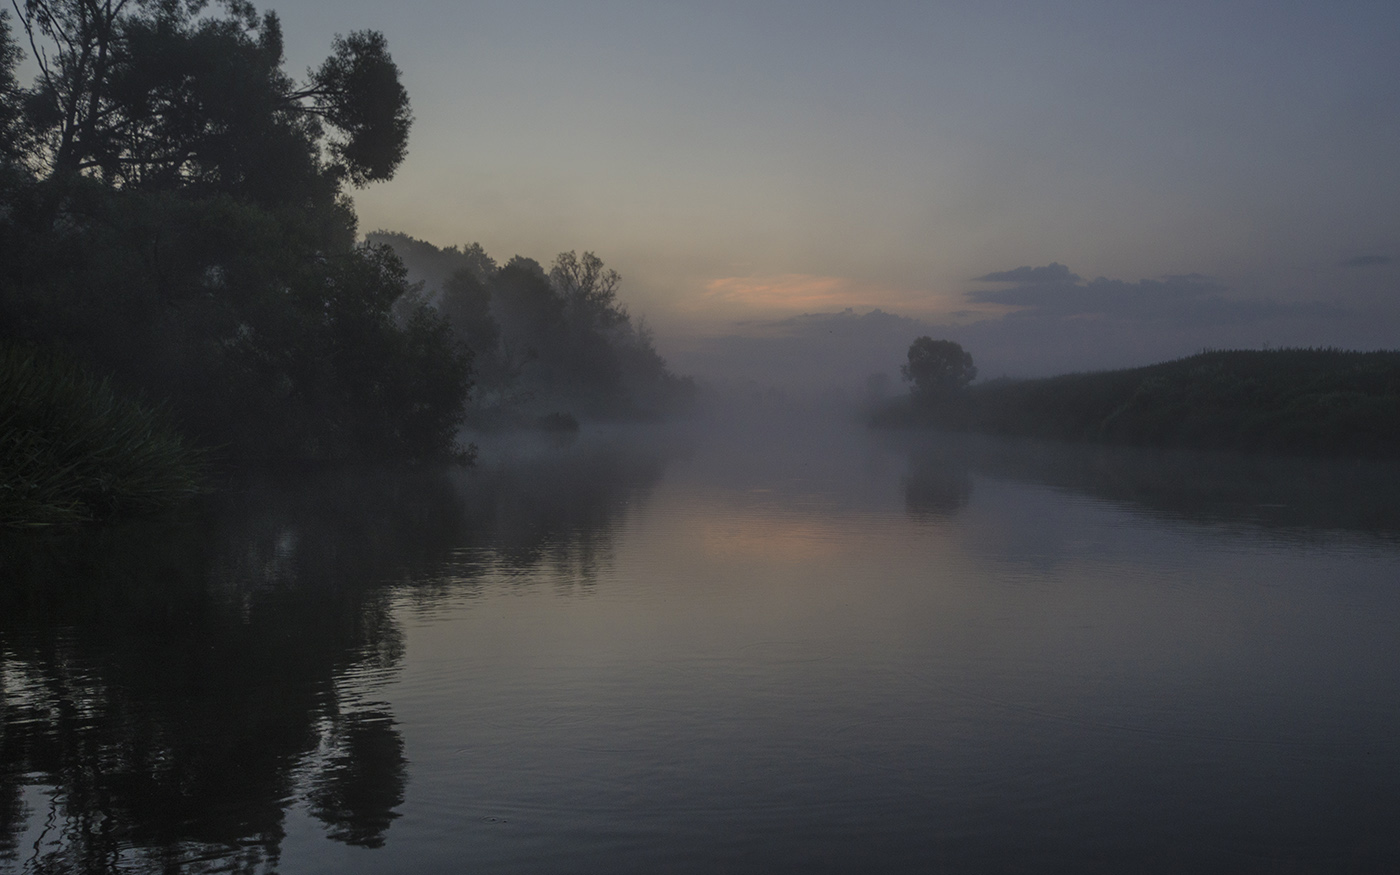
[4,409,1400,873]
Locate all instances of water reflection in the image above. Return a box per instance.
[900,430,1400,543]
[903,449,972,519]
[309,711,405,850]
[0,433,671,873]
[6,419,1400,874]
[460,431,670,578]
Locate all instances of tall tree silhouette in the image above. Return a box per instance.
[9,0,410,201]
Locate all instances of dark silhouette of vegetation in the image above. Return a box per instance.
[875,347,1400,458]
[8,0,409,191]
[902,336,976,402]
[0,10,22,166]
[368,232,695,425]
[0,2,473,511]
[0,343,204,527]
[0,434,673,871]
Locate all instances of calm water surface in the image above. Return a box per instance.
[4,411,1400,873]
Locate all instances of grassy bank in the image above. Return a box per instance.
[873,348,1400,457]
[1,345,206,528]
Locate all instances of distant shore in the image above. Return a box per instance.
[870,348,1400,457]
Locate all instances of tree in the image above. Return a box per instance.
[0,9,26,166]
[550,250,625,331]
[902,336,976,401]
[6,0,129,176]
[7,0,410,200]
[0,2,470,461]
[304,29,411,187]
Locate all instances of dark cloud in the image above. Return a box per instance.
[965,266,1343,327]
[1342,255,1391,268]
[972,263,1081,284]
[943,263,1361,376]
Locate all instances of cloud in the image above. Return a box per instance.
[964,264,1343,327]
[972,263,1081,284]
[936,263,1363,377]
[1342,255,1392,268]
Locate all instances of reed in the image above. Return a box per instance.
[1,344,206,527]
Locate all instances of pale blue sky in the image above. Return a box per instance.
[269,0,1400,377]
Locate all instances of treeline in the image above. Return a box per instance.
[0,1,473,525]
[0,2,693,525]
[368,232,694,425]
[876,347,1400,457]
[0,1,471,471]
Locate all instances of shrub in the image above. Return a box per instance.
[0,344,205,527]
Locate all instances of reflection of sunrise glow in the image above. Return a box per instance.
[697,514,856,561]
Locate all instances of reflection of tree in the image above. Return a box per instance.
[0,512,412,872]
[310,711,406,849]
[904,450,972,519]
[898,431,1400,541]
[0,434,672,872]
[458,437,670,580]
[0,673,25,868]
[975,439,1400,540]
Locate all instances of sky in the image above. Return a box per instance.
[270,0,1400,388]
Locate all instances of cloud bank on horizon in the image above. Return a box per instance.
[669,259,1397,394]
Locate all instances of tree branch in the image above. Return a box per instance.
[10,0,54,89]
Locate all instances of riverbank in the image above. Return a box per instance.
[0,345,206,528]
[871,348,1400,457]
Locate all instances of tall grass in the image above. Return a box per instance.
[1,344,206,527]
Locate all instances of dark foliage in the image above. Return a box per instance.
[876,348,1400,458]
[901,336,976,402]
[0,176,471,461]
[9,0,410,195]
[0,11,25,166]
[0,343,204,526]
[0,2,473,472]
[307,29,412,187]
[368,231,695,423]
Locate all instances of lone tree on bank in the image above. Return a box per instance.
[902,337,976,402]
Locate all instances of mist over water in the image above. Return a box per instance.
[6,2,1400,870]
[6,408,1400,873]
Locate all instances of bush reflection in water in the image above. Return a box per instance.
[899,430,1400,542]
[0,435,669,873]
[8,420,1400,873]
